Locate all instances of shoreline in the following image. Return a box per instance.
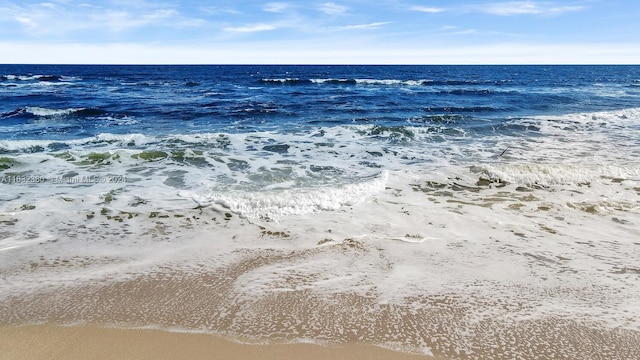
[0,324,436,360]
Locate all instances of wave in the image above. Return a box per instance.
[94,133,156,145]
[0,107,108,119]
[259,78,309,84]
[192,172,388,220]
[0,74,80,82]
[472,163,640,187]
[0,133,156,152]
[514,107,640,134]
[26,106,86,117]
[420,106,499,113]
[310,78,357,84]
[259,78,510,87]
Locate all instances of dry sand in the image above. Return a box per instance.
[0,324,436,360]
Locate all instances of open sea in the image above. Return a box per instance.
[1,65,640,359]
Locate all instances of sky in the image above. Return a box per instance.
[0,0,639,64]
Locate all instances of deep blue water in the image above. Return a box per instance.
[2,65,639,141]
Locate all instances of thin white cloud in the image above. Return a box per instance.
[199,6,241,16]
[0,1,205,36]
[410,6,446,14]
[436,25,477,36]
[318,2,348,16]
[99,9,200,32]
[264,2,290,13]
[478,1,584,16]
[341,22,391,30]
[223,24,277,33]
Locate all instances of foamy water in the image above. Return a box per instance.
[1,65,640,359]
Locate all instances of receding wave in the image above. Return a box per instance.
[472,163,640,187]
[193,172,388,220]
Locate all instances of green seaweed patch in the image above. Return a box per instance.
[476,177,508,188]
[516,194,539,202]
[260,229,291,238]
[170,150,209,164]
[148,212,169,219]
[20,204,36,211]
[368,125,415,140]
[101,192,114,204]
[539,224,557,234]
[75,152,120,166]
[0,157,18,170]
[581,205,599,214]
[132,150,168,161]
[508,203,525,210]
[106,212,137,222]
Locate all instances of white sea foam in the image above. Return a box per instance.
[5,74,40,81]
[94,133,156,145]
[354,79,429,86]
[25,106,84,117]
[309,78,352,84]
[472,163,640,187]
[192,172,388,220]
[260,78,301,83]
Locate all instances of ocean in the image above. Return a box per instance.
[1,65,640,359]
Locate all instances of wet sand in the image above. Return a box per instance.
[3,249,640,360]
[0,325,435,360]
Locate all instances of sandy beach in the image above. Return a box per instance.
[0,325,435,360]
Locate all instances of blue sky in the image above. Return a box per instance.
[1,0,639,64]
